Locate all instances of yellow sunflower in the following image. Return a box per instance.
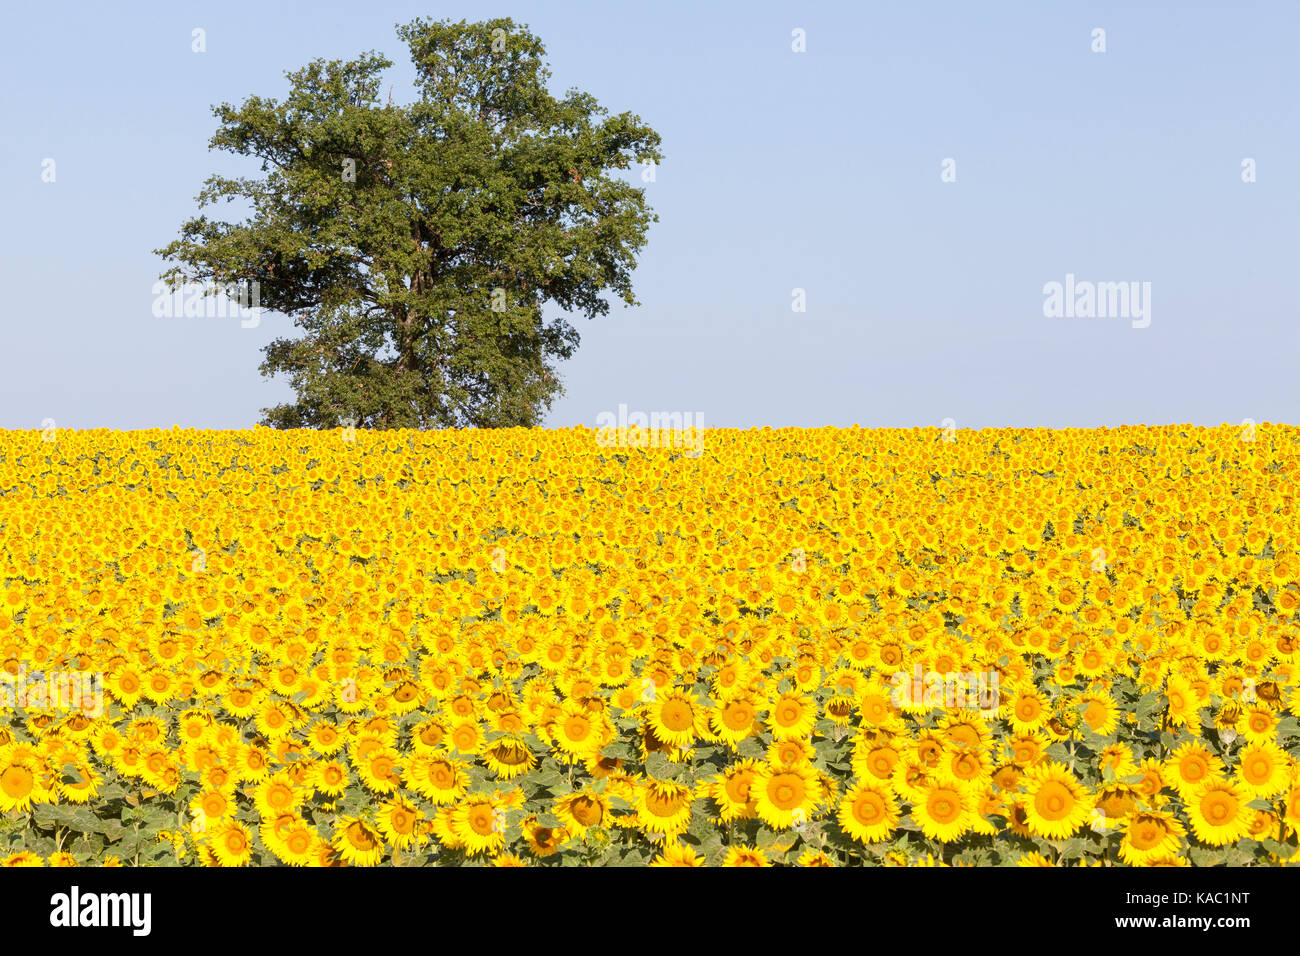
[1021,761,1092,839]
[332,815,386,865]
[753,761,821,829]
[837,780,899,845]
[1186,779,1251,846]
[912,782,973,842]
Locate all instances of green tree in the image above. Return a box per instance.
[156,17,662,429]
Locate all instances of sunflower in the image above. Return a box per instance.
[753,761,821,830]
[1284,785,1300,834]
[551,704,602,759]
[912,782,973,842]
[1164,675,1200,727]
[1166,741,1225,799]
[722,846,771,867]
[208,821,253,867]
[635,780,694,838]
[375,798,424,851]
[58,763,101,804]
[275,824,320,866]
[522,816,570,857]
[1094,783,1140,822]
[766,738,816,770]
[797,849,837,867]
[482,737,538,780]
[332,816,386,865]
[1240,706,1278,744]
[1186,779,1251,846]
[0,749,38,814]
[306,720,346,756]
[1009,690,1049,734]
[970,785,1006,836]
[938,745,990,789]
[890,756,937,805]
[649,842,706,867]
[837,780,899,845]
[356,749,403,795]
[554,790,609,837]
[857,691,901,728]
[1006,732,1049,769]
[1133,757,1167,800]
[311,760,349,798]
[1233,741,1289,799]
[1078,693,1119,737]
[1118,810,1186,865]
[447,719,484,756]
[649,690,702,750]
[404,753,469,804]
[449,796,504,858]
[190,788,232,829]
[709,758,761,822]
[1096,743,1138,780]
[253,772,302,819]
[710,693,760,748]
[767,691,818,741]
[236,745,272,785]
[1054,581,1083,612]
[409,717,449,754]
[853,740,901,782]
[1021,761,1092,839]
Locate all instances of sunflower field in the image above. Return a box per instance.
[0,423,1297,867]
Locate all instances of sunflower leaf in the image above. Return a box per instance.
[599,740,635,761]
[644,751,673,780]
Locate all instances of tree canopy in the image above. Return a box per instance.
[157,17,663,429]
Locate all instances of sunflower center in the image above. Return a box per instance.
[468,806,496,835]
[768,773,805,810]
[661,701,693,732]
[722,703,752,731]
[1130,820,1165,850]
[1,766,33,798]
[927,789,962,823]
[346,821,378,849]
[570,796,602,826]
[854,791,886,826]
[1034,781,1074,821]
[1245,757,1271,784]
[1203,792,1236,824]
[776,702,802,726]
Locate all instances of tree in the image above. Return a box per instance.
[156,17,662,429]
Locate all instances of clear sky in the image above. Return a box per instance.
[3,0,1296,431]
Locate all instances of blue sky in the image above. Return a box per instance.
[2,0,1296,431]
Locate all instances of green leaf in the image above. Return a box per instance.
[644,751,673,780]
[599,740,635,761]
